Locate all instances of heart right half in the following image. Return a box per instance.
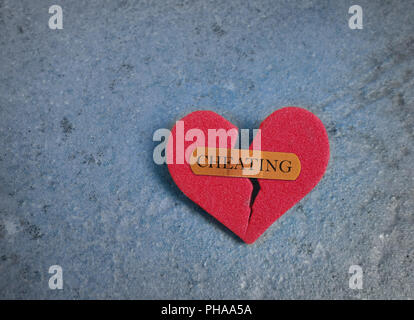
[167,107,330,244]
[244,107,330,243]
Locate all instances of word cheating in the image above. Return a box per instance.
[190,147,301,180]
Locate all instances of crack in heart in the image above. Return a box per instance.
[248,178,261,223]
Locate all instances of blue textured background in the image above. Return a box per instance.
[0,0,413,299]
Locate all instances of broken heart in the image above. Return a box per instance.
[167,107,330,244]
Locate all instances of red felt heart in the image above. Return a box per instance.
[167,107,330,244]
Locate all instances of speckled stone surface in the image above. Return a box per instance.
[0,0,413,299]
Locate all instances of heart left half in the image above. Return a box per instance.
[167,111,253,240]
